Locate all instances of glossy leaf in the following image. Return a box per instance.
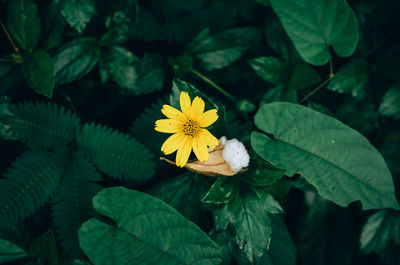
[251,102,398,210]
[379,83,400,119]
[22,50,55,98]
[54,37,100,84]
[202,177,239,204]
[6,0,41,52]
[78,187,222,265]
[270,0,359,65]
[60,0,96,33]
[249,57,289,85]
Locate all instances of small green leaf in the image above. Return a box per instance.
[327,59,368,98]
[22,50,55,98]
[202,177,239,204]
[54,37,100,84]
[288,63,321,91]
[6,0,41,52]
[78,187,222,265]
[360,210,400,253]
[42,2,67,50]
[0,63,23,94]
[249,57,290,85]
[0,238,27,264]
[379,83,400,119]
[215,185,272,263]
[60,0,96,33]
[251,102,399,210]
[243,153,286,187]
[27,230,58,265]
[270,0,359,65]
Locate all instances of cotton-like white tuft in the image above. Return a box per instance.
[219,136,227,145]
[221,138,250,172]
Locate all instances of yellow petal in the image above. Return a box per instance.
[193,135,209,162]
[161,132,186,155]
[175,136,193,167]
[191,96,205,121]
[161,105,187,123]
[180,92,191,118]
[198,129,219,148]
[155,119,182,133]
[199,109,218,127]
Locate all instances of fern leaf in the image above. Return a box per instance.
[52,152,102,258]
[0,150,63,229]
[1,102,80,148]
[130,96,167,154]
[76,123,156,182]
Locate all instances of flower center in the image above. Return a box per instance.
[183,120,199,137]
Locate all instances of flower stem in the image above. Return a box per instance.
[0,18,21,57]
[189,68,236,102]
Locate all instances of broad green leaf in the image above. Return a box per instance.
[249,57,289,85]
[202,176,239,204]
[60,0,96,33]
[360,210,400,253]
[327,59,368,98]
[99,46,138,84]
[259,215,295,265]
[22,50,55,98]
[42,2,67,50]
[6,0,41,52]
[78,187,222,265]
[379,83,400,119]
[0,238,27,264]
[120,54,166,95]
[215,185,272,263]
[251,102,399,210]
[54,37,100,84]
[269,0,359,65]
[187,27,262,71]
[147,173,208,222]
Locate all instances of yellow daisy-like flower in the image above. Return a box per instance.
[155,92,219,167]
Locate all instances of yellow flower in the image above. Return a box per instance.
[155,92,219,167]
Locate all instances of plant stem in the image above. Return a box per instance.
[0,18,21,56]
[299,77,333,103]
[189,68,236,102]
[58,89,77,113]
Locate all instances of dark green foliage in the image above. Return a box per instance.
[1,101,80,148]
[0,150,63,229]
[77,123,156,182]
[52,152,102,258]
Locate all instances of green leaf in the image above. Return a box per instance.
[252,0,270,6]
[0,63,23,94]
[259,215,295,265]
[6,0,41,52]
[1,102,80,148]
[22,50,55,98]
[327,59,368,98]
[147,173,208,222]
[42,2,67,50]
[360,210,400,253]
[202,177,239,205]
[0,238,27,264]
[269,0,359,65]
[187,27,262,71]
[251,102,399,210]
[215,185,272,263]
[60,0,96,33]
[99,46,138,84]
[0,150,64,229]
[379,82,400,119]
[77,123,156,182]
[121,54,167,95]
[52,152,102,258]
[288,63,321,91]
[27,230,58,265]
[249,57,289,85]
[54,37,100,84]
[78,187,222,265]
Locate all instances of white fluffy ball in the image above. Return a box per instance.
[221,138,250,172]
